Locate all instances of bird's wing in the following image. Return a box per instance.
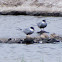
[23,28,30,34]
[37,22,42,27]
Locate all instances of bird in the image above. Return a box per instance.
[16,27,34,35]
[23,27,34,35]
[17,27,34,44]
[37,20,47,30]
[23,27,35,44]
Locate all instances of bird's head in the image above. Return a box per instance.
[42,20,46,22]
[30,27,34,30]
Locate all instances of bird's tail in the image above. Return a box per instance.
[16,27,22,31]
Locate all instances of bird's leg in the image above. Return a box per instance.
[41,28,44,31]
[43,28,44,31]
[40,28,44,31]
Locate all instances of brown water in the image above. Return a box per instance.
[0,15,62,62]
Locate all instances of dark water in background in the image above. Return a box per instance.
[0,15,62,62]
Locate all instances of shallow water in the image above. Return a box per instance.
[0,15,62,62]
[0,15,62,38]
[0,43,62,62]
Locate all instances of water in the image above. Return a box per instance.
[0,15,62,38]
[0,15,62,62]
[0,43,62,62]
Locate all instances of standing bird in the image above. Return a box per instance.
[23,27,34,35]
[17,27,35,44]
[23,27,35,44]
[37,20,47,30]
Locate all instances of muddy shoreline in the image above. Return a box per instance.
[0,11,62,16]
[0,0,62,16]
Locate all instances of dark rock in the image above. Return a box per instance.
[6,38,23,44]
[49,38,60,43]
[54,36,62,42]
[15,38,24,44]
[8,38,12,41]
[42,38,51,43]
[0,11,27,15]
[23,38,34,44]
[0,11,62,16]
[0,40,3,43]
[6,38,16,44]
[42,38,60,43]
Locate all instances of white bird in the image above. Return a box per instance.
[37,20,47,30]
[23,27,34,35]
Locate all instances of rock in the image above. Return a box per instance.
[6,38,23,44]
[34,36,41,43]
[15,38,24,44]
[41,38,50,43]
[0,38,8,43]
[34,35,50,43]
[50,33,58,38]
[40,33,49,39]
[8,38,12,41]
[0,38,24,44]
[49,38,60,43]
[0,40,3,43]
[23,38,34,44]
[53,36,62,42]
[42,38,60,43]
[0,32,61,44]
[23,35,34,44]
[6,38,16,43]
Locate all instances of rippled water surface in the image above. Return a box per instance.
[0,15,62,62]
[0,43,62,62]
[0,15,62,38]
